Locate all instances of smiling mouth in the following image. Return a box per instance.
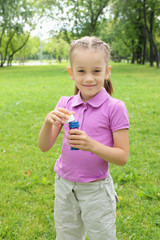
[83,85,96,87]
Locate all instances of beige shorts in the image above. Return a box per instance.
[54,173,118,240]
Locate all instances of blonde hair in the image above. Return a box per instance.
[69,36,113,95]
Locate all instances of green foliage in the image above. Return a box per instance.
[1,0,160,66]
[43,38,69,62]
[108,0,160,65]
[43,0,160,66]
[50,0,110,39]
[11,36,69,63]
[0,0,35,66]
[14,36,40,62]
[0,63,160,239]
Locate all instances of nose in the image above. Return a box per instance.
[85,73,94,82]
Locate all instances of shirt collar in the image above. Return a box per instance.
[72,88,110,108]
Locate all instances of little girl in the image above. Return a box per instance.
[39,36,129,240]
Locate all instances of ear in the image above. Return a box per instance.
[67,67,74,80]
[106,65,111,80]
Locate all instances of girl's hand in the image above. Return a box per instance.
[67,129,95,152]
[45,108,74,127]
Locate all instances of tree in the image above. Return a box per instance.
[110,0,147,64]
[43,37,69,62]
[110,0,160,67]
[143,0,160,67]
[7,33,30,66]
[46,0,110,43]
[97,19,132,62]
[14,36,40,63]
[0,0,35,66]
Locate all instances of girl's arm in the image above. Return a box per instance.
[38,121,62,152]
[92,129,129,166]
[67,129,129,166]
[38,108,73,152]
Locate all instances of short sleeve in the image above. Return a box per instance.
[55,96,70,109]
[109,101,129,132]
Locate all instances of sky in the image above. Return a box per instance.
[27,9,64,40]
[31,20,53,40]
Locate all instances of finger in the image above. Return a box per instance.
[56,108,72,116]
[68,139,82,145]
[50,114,65,125]
[69,143,86,151]
[50,116,62,126]
[67,134,82,141]
[52,110,69,120]
[69,142,83,149]
[46,116,61,127]
[68,129,82,135]
[53,121,62,127]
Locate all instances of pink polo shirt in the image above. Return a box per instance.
[54,88,129,182]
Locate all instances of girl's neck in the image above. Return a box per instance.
[80,88,104,103]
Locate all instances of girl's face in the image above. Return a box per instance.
[69,48,109,102]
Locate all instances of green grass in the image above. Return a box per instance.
[0,62,160,239]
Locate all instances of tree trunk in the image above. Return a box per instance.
[3,30,16,66]
[148,33,154,66]
[58,56,61,63]
[152,38,159,68]
[149,10,154,67]
[142,26,146,64]
[89,0,109,36]
[7,33,30,66]
[7,55,13,66]
[143,0,159,67]
[131,40,135,64]
[0,54,4,67]
[136,46,142,64]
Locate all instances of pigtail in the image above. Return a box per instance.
[104,79,113,96]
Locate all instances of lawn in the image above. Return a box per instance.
[0,62,160,239]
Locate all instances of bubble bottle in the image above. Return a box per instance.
[65,114,79,150]
[69,121,80,150]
